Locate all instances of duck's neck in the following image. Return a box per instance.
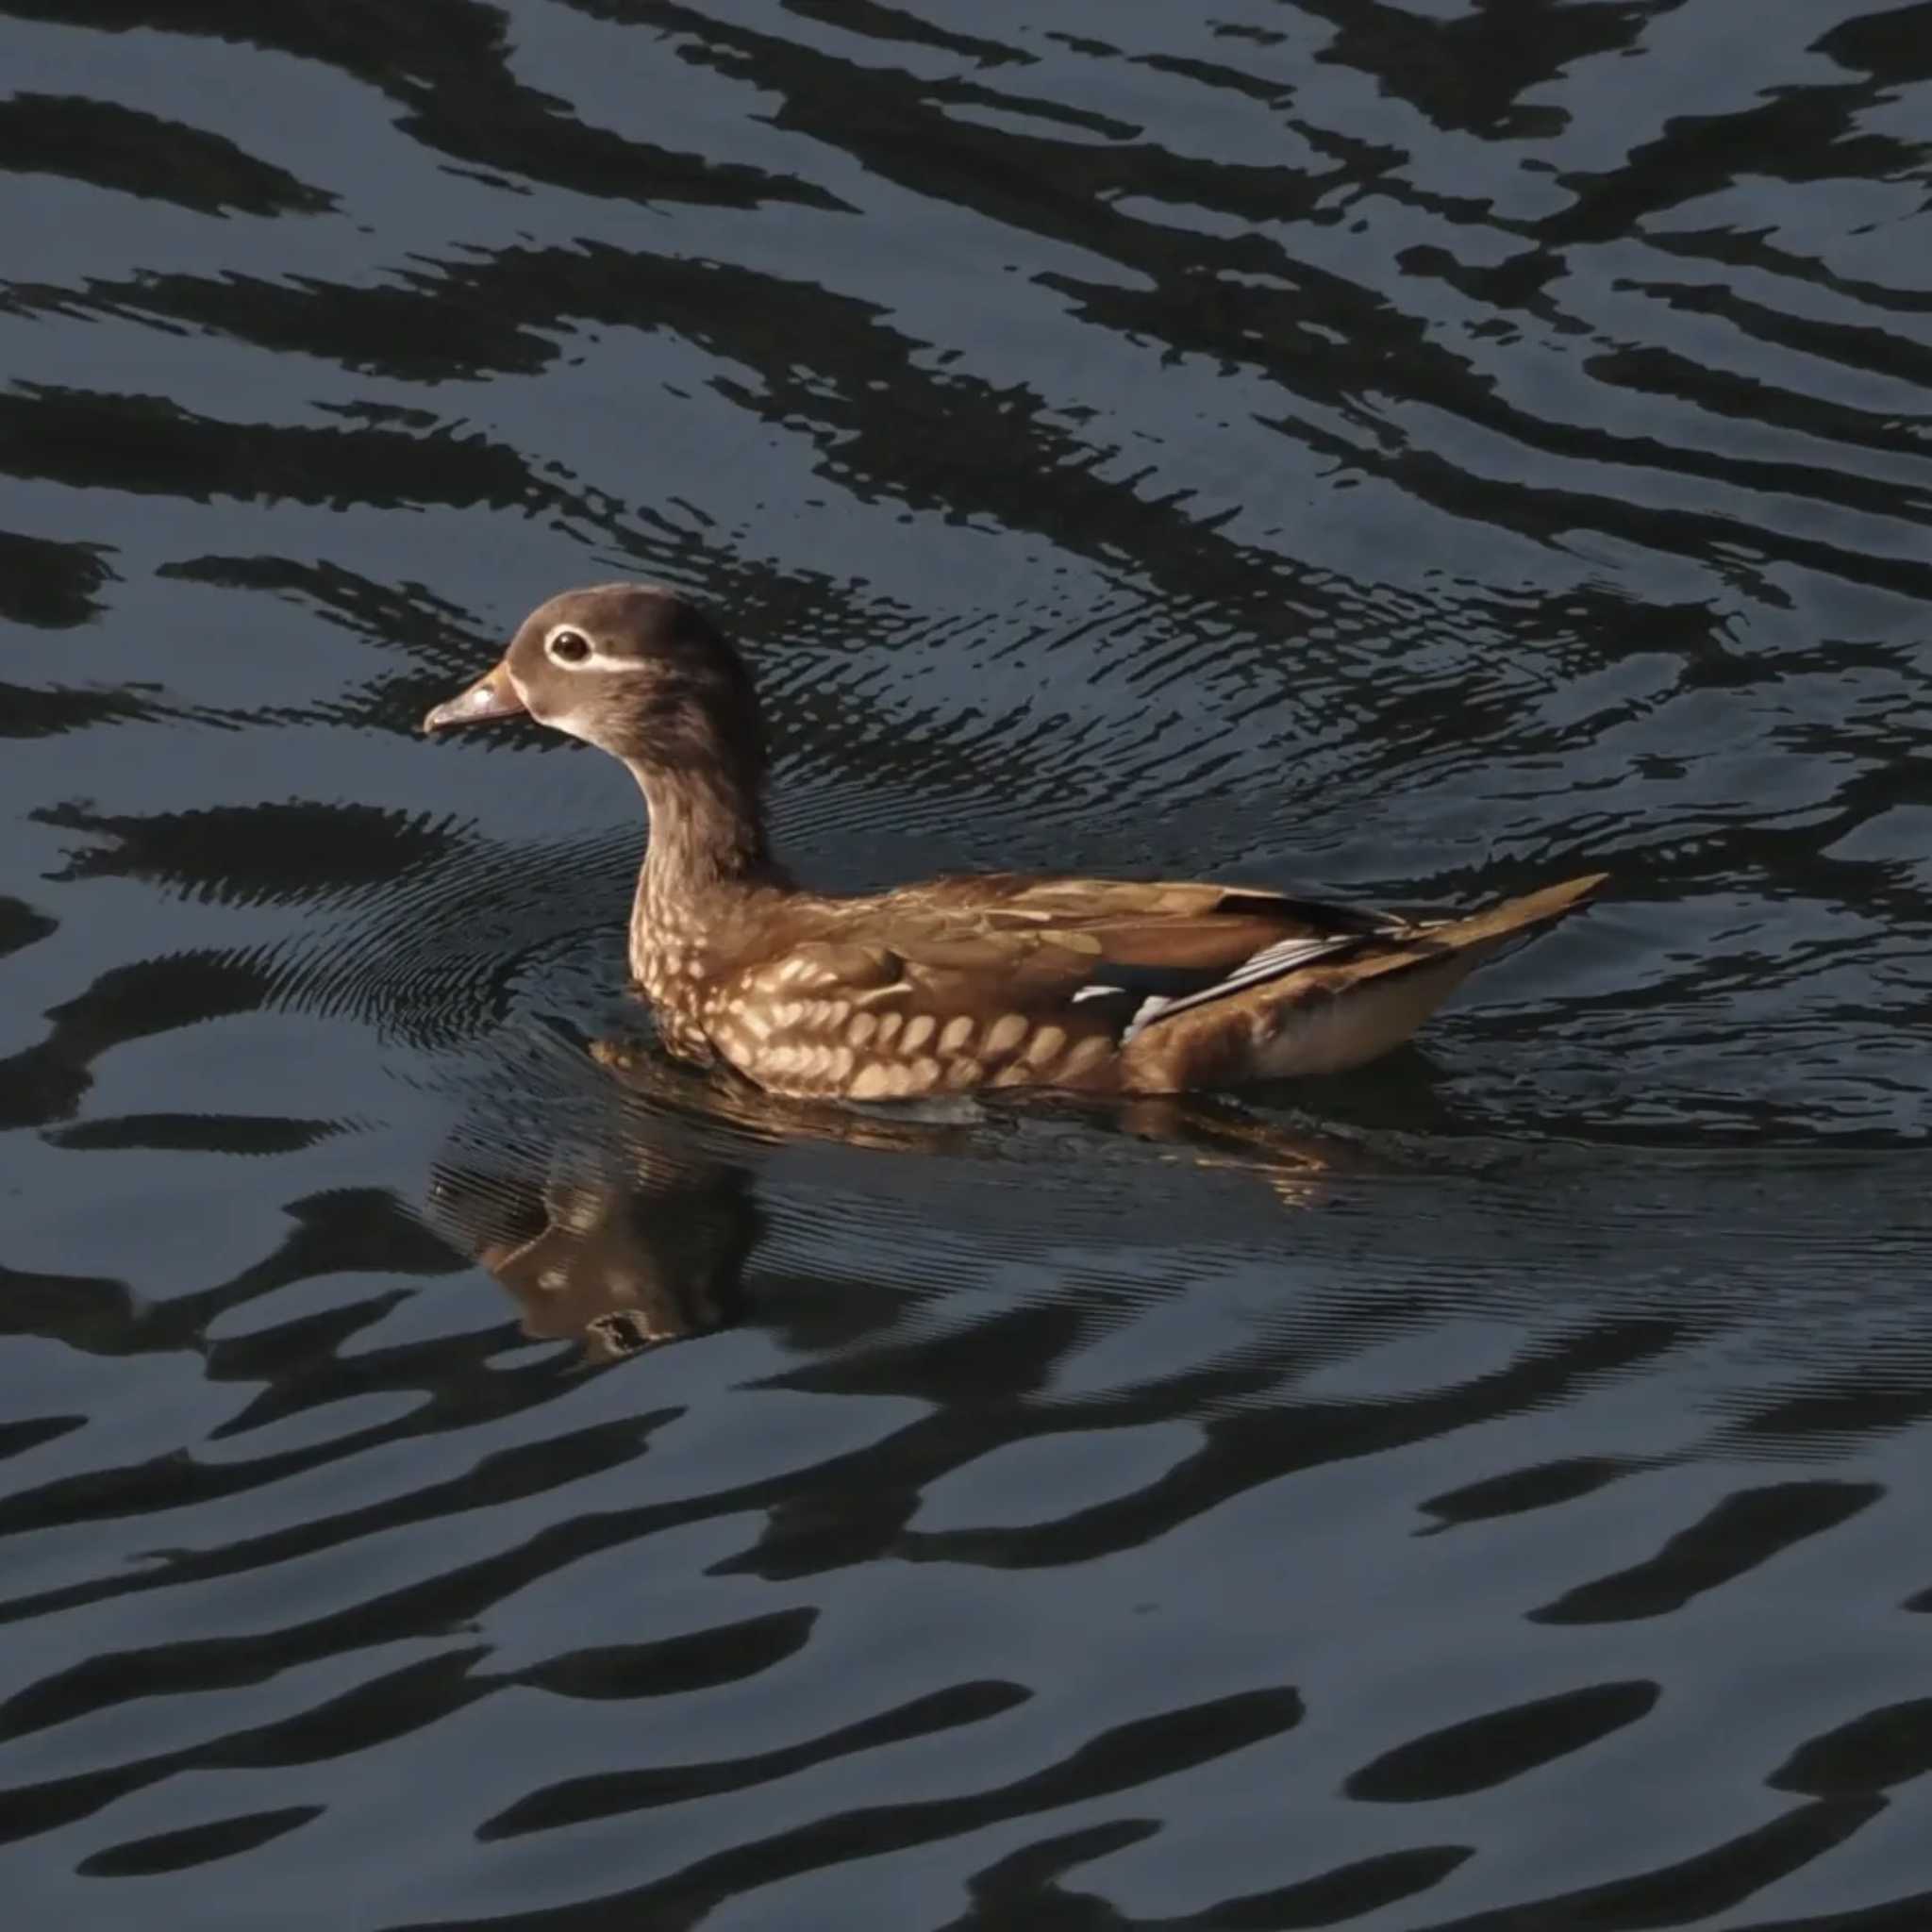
[628,760,787,929]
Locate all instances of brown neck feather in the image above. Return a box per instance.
[628,760,787,914]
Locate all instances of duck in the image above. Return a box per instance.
[424,583,1606,1102]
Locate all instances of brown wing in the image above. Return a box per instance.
[902,871,1406,967]
[703,876,1402,1100]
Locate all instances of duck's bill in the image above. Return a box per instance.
[423,664,525,732]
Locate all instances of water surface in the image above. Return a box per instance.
[5,0,1932,1924]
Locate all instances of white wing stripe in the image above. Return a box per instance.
[1121,932,1368,1041]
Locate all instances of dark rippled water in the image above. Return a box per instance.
[6,0,1932,1923]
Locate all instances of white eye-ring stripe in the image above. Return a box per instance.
[544,623,622,667]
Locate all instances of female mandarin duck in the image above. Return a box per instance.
[425,584,1606,1101]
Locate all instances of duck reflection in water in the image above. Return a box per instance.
[427,1036,776,1363]
[429,1136,751,1365]
[426,1025,1343,1363]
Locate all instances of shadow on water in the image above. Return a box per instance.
[3,0,1932,1921]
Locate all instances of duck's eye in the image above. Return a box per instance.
[548,627,591,665]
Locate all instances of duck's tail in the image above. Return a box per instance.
[1120,873,1607,1090]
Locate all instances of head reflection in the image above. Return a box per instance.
[425,1029,987,1362]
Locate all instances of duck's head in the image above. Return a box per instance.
[423,582,766,778]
